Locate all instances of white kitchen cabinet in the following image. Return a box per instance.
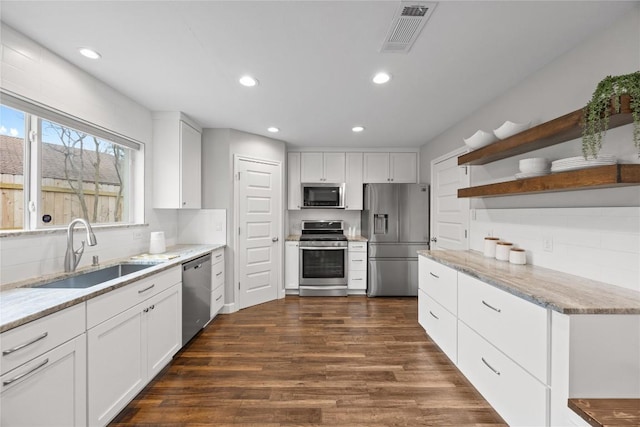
[418,291,457,363]
[210,248,225,318]
[152,112,202,209]
[345,152,363,210]
[287,152,302,210]
[348,241,367,292]
[1,304,87,427]
[418,256,457,315]
[301,152,345,183]
[363,152,417,183]
[285,241,299,292]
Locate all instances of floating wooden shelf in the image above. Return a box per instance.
[458,164,640,198]
[458,95,634,166]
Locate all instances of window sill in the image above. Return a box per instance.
[0,223,149,238]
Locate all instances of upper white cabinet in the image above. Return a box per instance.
[301,152,345,183]
[287,152,302,210]
[152,112,202,209]
[363,152,417,183]
[345,152,363,210]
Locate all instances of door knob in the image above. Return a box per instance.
[430,237,437,242]
[272,237,279,242]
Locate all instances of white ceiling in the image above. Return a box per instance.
[0,1,635,148]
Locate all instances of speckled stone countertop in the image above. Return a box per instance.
[418,250,640,315]
[0,244,224,333]
[285,234,368,242]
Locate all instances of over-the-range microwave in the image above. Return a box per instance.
[301,183,345,209]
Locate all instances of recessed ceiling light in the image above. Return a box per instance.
[239,75,258,87]
[78,47,101,59]
[352,126,365,133]
[267,127,279,133]
[372,72,391,84]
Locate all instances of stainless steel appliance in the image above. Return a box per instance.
[361,184,430,297]
[301,183,345,209]
[299,220,348,296]
[182,253,212,345]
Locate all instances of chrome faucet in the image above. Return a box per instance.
[64,218,98,272]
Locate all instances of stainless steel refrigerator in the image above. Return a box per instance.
[361,183,430,297]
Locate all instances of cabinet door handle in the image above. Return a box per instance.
[215,295,223,302]
[150,304,155,310]
[3,358,49,386]
[352,278,363,281]
[215,254,222,259]
[143,308,149,313]
[429,311,439,320]
[482,300,501,313]
[429,272,439,279]
[138,284,155,294]
[216,272,223,277]
[481,357,501,376]
[2,332,48,356]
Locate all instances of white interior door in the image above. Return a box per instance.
[430,149,470,250]
[237,158,281,309]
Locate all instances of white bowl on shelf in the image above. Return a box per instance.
[519,157,549,174]
[464,130,497,150]
[493,120,531,140]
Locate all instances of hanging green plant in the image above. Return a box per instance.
[582,71,640,159]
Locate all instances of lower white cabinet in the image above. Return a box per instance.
[88,282,182,426]
[348,241,367,292]
[1,333,87,427]
[418,290,457,363]
[285,241,299,292]
[210,248,225,318]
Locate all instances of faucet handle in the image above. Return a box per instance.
[74,241,86,270]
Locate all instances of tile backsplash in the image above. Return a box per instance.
[470,207,640,292]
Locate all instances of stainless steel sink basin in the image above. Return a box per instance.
[36,263,158,289]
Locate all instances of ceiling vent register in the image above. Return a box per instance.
[381,1,437,53]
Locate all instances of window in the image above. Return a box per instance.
[0,96,140,231]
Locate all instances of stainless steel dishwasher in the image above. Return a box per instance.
[182,253,212,346]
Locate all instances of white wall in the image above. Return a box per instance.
[0,25,177,286]
[202,128,286,310]
[419,7,640,290]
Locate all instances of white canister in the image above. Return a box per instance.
[149,231,166,254]
[495,242,513,261]
[483,237,500,257]
[509,248,526,265]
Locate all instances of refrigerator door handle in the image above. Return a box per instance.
[374,214,388,235]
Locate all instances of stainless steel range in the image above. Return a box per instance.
[298,220,348,296]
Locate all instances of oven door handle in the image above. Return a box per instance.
[299,247,347,250]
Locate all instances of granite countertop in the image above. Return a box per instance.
[418,250,640,315]
[285,234,368,242]
[0,244,224,333]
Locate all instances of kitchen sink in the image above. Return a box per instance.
[35,263,158,289]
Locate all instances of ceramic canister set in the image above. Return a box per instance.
[483,237,526,265]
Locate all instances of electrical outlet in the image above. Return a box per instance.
[133,230,143,240]
[542,236,553,252]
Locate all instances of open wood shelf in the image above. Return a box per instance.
[458,164,640,198]
[458,95,634,166]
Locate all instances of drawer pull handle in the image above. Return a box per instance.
[215,254,222,259]
[216,272,223,277]
[3,358,49,386]
[429,311,439,320]
[482,300,501,313]
[215,295,223,302]
[3,332,48,356]
[481,357,501,376]
[429,272,439,279]
[138,284,155,294]
[352,278,363,281]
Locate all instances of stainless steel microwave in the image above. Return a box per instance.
[301,183,345,209]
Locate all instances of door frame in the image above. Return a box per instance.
[429,147,470,250]
[233,154,285,312]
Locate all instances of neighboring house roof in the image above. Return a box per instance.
[0,135,122,185]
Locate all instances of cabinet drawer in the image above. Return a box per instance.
[348,270,367,290]
[458,322,547,426]
[458,273,548,383]
[348,251,367,270]
[87,266,181,329]
[211,286,224,317]
[418,257,457,315]
[212,248,224,265]
[213,261,224,290]
[1,303,85,375]
[348,242,367,252]
[418,290,457,364]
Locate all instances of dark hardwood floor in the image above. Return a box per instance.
[111,296,506,426]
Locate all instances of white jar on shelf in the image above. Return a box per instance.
[495,242,513,261]
[483,237,500,257]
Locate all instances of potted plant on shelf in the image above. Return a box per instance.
[582,71,640,159]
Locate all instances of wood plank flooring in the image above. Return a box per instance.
[111,296,506,426]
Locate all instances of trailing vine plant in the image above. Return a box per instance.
[582,71,640,159]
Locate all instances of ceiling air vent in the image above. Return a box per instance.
[381,1,437,53]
